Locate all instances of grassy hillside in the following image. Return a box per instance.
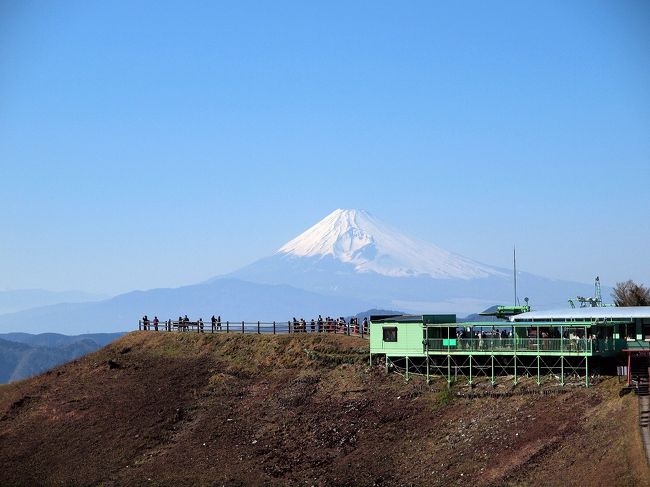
[0,332,647,486]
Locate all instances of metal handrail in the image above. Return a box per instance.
[424,337,603,353]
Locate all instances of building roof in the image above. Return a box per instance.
[511,306,650,322]
[372,314,457,324]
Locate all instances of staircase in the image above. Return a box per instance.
[631,353,650,466]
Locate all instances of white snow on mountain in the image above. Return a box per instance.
[277,209,506,280]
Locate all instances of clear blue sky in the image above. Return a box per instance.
[1,1,649,295]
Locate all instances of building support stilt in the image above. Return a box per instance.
[537,355,541,385]
[469,355,473,386]
[405,356,410,382]
[561,355,564,386]
[491,355,495,386]
[426,355,430,384]
[447,354,451,387]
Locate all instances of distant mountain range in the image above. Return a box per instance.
[0,209,604,335]
[0,289,104,314]
[0,279,372,335]
[0,332,124,383]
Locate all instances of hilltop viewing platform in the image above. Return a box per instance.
[138,317,370,337]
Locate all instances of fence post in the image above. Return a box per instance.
[138,320,142,331]
[273,321,276,334]
[242,320,245,334]
[257,321,260,334]
[361,324,364,339]
[288,321,291,333]
[226,321,229,333]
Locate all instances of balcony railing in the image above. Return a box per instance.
[424,337,616,354]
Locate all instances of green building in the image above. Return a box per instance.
[369,307,650,387]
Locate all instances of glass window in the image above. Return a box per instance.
[383,327,398,342]
[623,323,636,340]
[643,324,650,341]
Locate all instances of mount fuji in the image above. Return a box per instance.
[0,209,603,334]
[229,209,599,313]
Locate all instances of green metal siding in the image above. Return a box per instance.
[370,322,425,357]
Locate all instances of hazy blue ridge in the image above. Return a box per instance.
[0,332,125,348]
[0,278,373,335]
[0,332,125,383]
[0,289,105,315]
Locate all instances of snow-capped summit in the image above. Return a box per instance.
[277,209,505,280]
[226,209,599,313]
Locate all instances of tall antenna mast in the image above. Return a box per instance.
[513,246,518,306]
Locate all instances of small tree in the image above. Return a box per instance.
[612,280,650,306]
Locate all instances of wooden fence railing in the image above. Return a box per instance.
[138,319,369,338]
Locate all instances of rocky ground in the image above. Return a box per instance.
[0,332,648,486]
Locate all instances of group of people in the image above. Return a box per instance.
[453,326,598,351]
[290,315,369,335]
[140,314,370,335]
[140,314,222,332]
[454,328,512,350]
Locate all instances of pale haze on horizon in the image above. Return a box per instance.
[1,1,649,296]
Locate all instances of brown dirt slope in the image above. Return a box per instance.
[0,332,647,486]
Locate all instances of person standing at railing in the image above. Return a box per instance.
[217,315,222,331]
[142,315,149,331]
[153,316,159,331]
[198,318,204,333]
[211,315,216,333]
[310,319,315,333]
[317,315,323,333]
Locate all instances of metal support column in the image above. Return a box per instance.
[585,355,589,388]
[537,355,540,385]
[447,354,451,387]
[561,355,564,386]
[405,356,410,382]
[426,354,430,384]
[491,354,495,386]
[469,355,473,385]
[627,351,631,386]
